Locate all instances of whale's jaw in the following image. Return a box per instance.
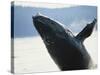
[32,14,96,71]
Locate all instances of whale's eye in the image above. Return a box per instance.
[43,36,55,45]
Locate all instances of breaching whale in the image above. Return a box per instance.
[32,14,97,71]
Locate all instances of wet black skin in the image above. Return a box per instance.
[32,15,97,70]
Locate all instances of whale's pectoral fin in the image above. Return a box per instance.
[76,18,97,42]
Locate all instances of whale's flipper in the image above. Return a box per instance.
[76,19,97,42]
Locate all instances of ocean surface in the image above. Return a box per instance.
[13,31,97,73]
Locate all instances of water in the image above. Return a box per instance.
[13,31,97,73]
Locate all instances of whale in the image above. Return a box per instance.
[32,14,97,71]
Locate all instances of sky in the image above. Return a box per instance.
[11,1,97,38]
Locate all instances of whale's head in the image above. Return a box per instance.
[32,14,68,44]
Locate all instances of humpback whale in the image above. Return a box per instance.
[32,14,97,71]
